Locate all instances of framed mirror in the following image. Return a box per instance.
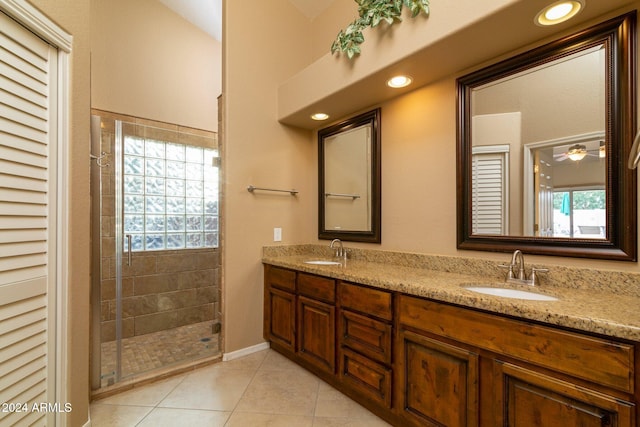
[457,13,636,261]
[318,108,381,243]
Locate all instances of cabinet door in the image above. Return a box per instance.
[396,329,479,427]
[264,286,296,353]
[495,361,634,427]
[297,295,336,373]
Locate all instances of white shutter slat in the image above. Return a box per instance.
[0,344,46,380]
[0,60,47,98]
[0,328,46,364]
[0,173,47,192]
[0,229,47,243]
[0,87,47,122]
[0,74,48,109]
[0,117,47,144]
[0,188,47,204]
[0,99,48,132]
[0,241,47,258]
[0,159,47,180]
[0,366,46,406]
[0,145,47,169]
[0,202,47,217]
[0,11,50,59]
[0,128,47,155]
[0,216,48,229]
[472,151,507,235]
[1,351,46,391]
[0,295,45,322]
[0,31,49,75]
[0,266,47,287]
[0,253,47,275]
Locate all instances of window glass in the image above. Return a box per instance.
[124,136,218,251]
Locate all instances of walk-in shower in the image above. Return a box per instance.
[90,111,222,391]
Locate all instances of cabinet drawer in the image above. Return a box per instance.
[265,265,296,292]
[298,273,335,303]
[338,282,392,321]
[339,347,392,408]
[340,310,392,364]
[399,295,634,393]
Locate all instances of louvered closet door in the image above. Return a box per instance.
[0,10,58,426]
[471,152,507,235]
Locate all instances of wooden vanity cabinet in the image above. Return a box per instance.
[264,265,638,427]
[337,282,393,408]
[263,265,296,354]
[396,294,636,427]
[297,273,337,374]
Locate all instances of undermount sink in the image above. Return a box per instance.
[304,260,342,266]
[463,285,558,301]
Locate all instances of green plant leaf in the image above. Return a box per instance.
[332,0,430,58]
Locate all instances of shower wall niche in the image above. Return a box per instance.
[91,110,221,389]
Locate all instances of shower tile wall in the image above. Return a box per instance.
[97,112,221,343]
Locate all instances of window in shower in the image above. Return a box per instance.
[123,137,219,251]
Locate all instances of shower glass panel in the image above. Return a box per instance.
[91,112,222,389]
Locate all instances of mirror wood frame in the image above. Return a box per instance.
[318,108,381,243]
[456,12,637,261]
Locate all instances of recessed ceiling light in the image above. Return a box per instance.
[387,75,412,88]
[535,1,584,26]
[311,113,329,121]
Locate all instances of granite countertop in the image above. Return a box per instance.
[262,253,640,342]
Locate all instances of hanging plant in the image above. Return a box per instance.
[331,0,430,59]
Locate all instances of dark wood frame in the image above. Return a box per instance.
[456,12,637,261]
[318,108,382,243]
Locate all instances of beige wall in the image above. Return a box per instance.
[91,0,221,132]
[23,0,91,425]
[223,1,317,352]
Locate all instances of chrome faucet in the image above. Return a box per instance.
[499,250,548,286]
[329,239,346,259]
[511,249,526,280]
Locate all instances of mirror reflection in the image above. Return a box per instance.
[457,12,637,261]
[319,108,381,243]
[471,46,606,239]
[324,124,372,231]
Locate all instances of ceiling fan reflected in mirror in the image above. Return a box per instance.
[553,141,604,162]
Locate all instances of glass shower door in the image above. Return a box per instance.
[91,113,221,390]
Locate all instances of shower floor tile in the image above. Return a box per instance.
[101,321,219,387]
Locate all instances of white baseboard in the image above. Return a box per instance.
[222,342,270,362]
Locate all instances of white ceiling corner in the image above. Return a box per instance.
[157,0,222,41]
[156,0,335,42]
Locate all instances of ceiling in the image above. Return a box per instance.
[157,0,335,41]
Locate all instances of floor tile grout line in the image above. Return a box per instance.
[133,373,190,426]
[221,350,270,425]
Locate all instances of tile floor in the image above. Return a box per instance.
[100,321,220,388]
[90,348,392,426]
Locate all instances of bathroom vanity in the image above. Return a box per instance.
[263,248,640,426]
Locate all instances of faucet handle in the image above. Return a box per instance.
[498,263,515,279]
[530,267,549,286]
